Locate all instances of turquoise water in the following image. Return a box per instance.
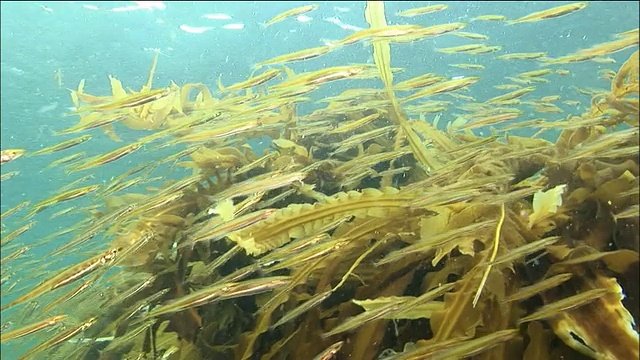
[1,1,638,359]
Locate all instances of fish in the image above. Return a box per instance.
[18,317,98,359]
[186,209,277,248]
[377,221,496,266]
[1,249,118,311]
[466,45,502,54]
[402,77,480,103]
[0,221,37,246]
[0,170,19,181]
[471,15,507,22]
[504,273,574,303]
[254,46,334,69]
[42,277,96,313]
[517,68,554,78]
[0,149,26,164]
[0,200,30,220]
[58,109,130,134]
[454,112,522,131]
[23,184,101,219]
[144,276,290,319]
[106,281,165,324]
[68,142,143,173]
[271,290,333,330]
[450,63,485,70]
[437,44,486,54]
[0,322,12,334]
[520,288,614,324]
[271,65,369,90]
[337,24,425,45]
[396,4,448,17]
[1,246,31,265]
[126,192,184,218]
[323,282,453,338]
[394,73,445,91]
[0,315,67,343]
[209,171,308,204]
[497,52,547,60]
[330,113,381,134]
[389,22,467,43]
[263,5,318,27]
[29,135,92,157]
[48,205,79,220]
[508,2,588,25]
[218,69,281,92]
[452,31,489,40]
[48,205,136,256]
[486,86,537,104]
[159,121,260,148]
[495,84,522,90]
[56,174,96,193]
[68,87,173,114]
[414,329,519,359]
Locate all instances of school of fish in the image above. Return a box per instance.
[1,2,638,360]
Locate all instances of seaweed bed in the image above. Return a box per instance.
[0,3,638,360]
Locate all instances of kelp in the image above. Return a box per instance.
[365,1,441,173]
[2,3,638,360]
[227,187,415,255]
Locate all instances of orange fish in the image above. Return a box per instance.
[1,149,26,164]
